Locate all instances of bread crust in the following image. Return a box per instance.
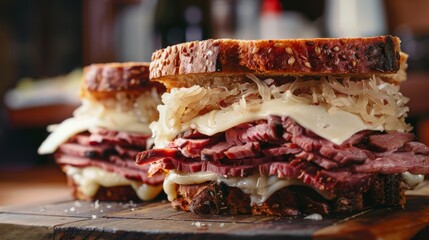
[171,174,405,216]
[81,62,165,100]
[150,36,403,88]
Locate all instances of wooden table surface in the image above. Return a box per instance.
[1,181,429,239]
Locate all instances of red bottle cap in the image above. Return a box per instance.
[261,0,283,14]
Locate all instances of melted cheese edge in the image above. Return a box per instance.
[164,171,424,205]
[38,99,151,155]
[402,172,424,189]
[65,166,163,201]
[153,94,381,148]
[163,170,334,206]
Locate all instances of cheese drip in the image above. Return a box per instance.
[402,172,424,189]
[152,93,380,148]
[65,166,163,201]
[38,98,153,155]
[163,170,334,206]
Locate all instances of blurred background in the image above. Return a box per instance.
[1,0,429,205]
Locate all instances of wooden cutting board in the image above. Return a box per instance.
[1,193,429,240]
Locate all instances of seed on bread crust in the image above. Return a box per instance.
[285,47,294,55]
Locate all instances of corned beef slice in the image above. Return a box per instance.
[58,143,114,158]
[136,115,429,193]
[56,154,163,185]
[88,129,148,147]
[55,129,163,185]
[136,148,183,165]
[368,132,415,152]
[114,145,140,159]
[224,142,261,159]
[225,117,282,145]
[401,142,429,155]
[354,152,429,175]
[201,142,233,161]
[174,138,214,158]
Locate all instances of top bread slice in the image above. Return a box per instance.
[150,36,405,89]
[81,62,165,100]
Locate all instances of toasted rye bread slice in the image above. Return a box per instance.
[150,36,405,89]
[171,174,405,216]
[81,62,165,100]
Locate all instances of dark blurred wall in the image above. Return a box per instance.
[154,0,212,49]
[0,0,82,95]
[0,0,82,168]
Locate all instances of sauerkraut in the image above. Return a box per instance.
[270,75,411,132]
[152,75,411,145]
[92,89,161,125]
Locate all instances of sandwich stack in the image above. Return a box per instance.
[137,36,429,215]
[39,62,165,201]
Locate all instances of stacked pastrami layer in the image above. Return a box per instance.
[56,128,164,200]
[138,115,429,195]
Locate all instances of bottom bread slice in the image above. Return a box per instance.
[171,174,405,216]
[67,176,142,202]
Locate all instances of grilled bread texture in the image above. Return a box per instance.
[171,174,405,216]
[82,62,165,100]
[150,36,406,89]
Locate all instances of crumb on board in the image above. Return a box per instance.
[74,201,82,207]
[304,213,323,220]
[191,222,206,228]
